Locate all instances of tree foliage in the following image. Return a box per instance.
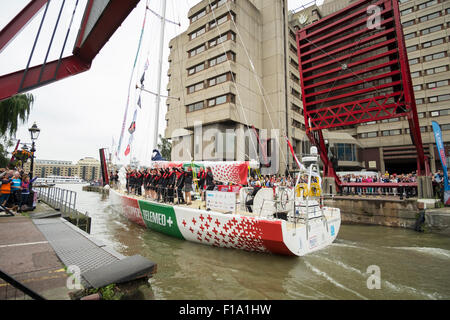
[157,134,172,161]
[0,94,34,137]
[0,94,34,167]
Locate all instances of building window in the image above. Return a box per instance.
[187,101,204,112]
[210,0,230,11]
[413,84,422,91]
[401,7,413,15]
[416,98,424,105]
[429,94,450,103]
[207,72,235,87]
[424,65,448,75]
[421,24,443,35]
[290,58,299,69]
[417,0,438,10]
[409,57,420,65]
[187,81,204,94]
[336,143,357,162]
[441,124,450,131]
[291,88,301,99]
[427,80,449,89]
[290,43,297,54]
[422,37,445,49]
[289,29,296,41]
[291,103,303,115]
[188,62,205,76]
[208,51,234,67]
[423,51,446,62]
[404,32,416,40]
[411,71,421,78]
[189,26,206,40]
[207,94,235,107]
[290,72,300,82]
[190,9,206,24]
[188,44,206,57]
[406,45,418,52]
[381,129,401,136]
[431,109,450,117]
[291,119,304,129]
[359,132,378,138]
[419,11,440,23]
[402,20,415,27]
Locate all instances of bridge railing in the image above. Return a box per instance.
[34,186,77,216]
[338,182,418,197]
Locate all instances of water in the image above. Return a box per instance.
[61,184,450,300]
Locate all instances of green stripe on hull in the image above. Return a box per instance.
[137,200,184,239]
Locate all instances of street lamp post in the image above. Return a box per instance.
[28,122,40,190]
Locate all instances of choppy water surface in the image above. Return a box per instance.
[62,184,450,300]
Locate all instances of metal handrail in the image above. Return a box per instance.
[34,186,77,216]
[0,269,45,300]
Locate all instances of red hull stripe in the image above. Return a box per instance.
[121,196,145,227]
[259,221,295,256]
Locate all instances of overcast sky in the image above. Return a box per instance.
[1,0,315,166]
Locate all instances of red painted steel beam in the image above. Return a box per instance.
[305,60,398,90]
[73,0,140,63]
[305,81,402,107]
[301,0,384,41]
[0,0,48,53]
[305,70,400,99]
[302,27,395,65]
[302,38,397,73]
[304,49,398,82]
[0,56,91,101]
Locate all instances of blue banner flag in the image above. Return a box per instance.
[431,121,450,200]
[431,121,450,205]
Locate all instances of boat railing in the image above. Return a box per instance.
[256,197,326,226]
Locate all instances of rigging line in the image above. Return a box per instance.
[137,85,180,100]
[205,0,260,163]
[116,0,151,159]
[146,6,181,26]
[220,0,288,168]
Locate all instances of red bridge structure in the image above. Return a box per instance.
[0,0,140,101]
[295,0,432,196]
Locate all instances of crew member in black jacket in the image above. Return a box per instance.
[175,167,185,204]
[205,167,215,191]
[166,167,176,204]
[184,167,193,205]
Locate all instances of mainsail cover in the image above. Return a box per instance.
[151,161,258,185]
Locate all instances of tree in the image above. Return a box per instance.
[157,134,172,161]
[0,94,34,167]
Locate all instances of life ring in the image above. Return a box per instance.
[295,183,321,197]
[309,182,321,197]
[295,183,309,197]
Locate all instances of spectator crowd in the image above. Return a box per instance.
[0,167,36,214]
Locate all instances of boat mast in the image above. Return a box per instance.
[153,0,167,151]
